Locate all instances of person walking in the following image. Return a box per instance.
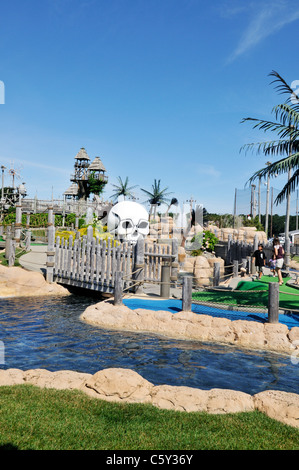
[252,243,266,280]
[273,237,284,286]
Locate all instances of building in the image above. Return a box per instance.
[66,148,108,201]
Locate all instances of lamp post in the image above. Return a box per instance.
[1,165,6,202]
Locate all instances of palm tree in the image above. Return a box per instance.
[110,176,138,202]
[240,70,299,204]
[240,70,299,271]
[141,179,173,220]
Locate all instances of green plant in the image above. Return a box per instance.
[202,230,218,252]
[88,171,106,196]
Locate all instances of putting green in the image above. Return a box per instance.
[192,276,299,311]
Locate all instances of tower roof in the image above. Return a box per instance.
[88,156,106,172]
[64,182,78,195]
[74,147,90,161]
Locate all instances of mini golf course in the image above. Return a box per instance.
[192,276,299,312]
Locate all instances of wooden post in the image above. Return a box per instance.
[233,259,238,277]
[171,237,179,286]
[26,212,30,229]
[114,271,123,305]
[182,276,192,311]
[25,230,31,251]
[268,282,279,323]
[213,262,220,286]
[14,203,22,244]
[160,256,171,298]
[5,225,12,260]
[246,255,251,274]
[46,224,55,283]
[133,238,144,294]
[8,239,16,267]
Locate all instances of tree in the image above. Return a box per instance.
[87,171,106,197]
[240,70,299,270]
[141,179,173,219]
[110,176,138,202]
[240,70,299,205]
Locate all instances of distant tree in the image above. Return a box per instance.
[87,171,106,196]
[141,179,173,219]
[110,176,138,202]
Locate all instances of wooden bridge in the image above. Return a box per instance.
[46,224,179,296]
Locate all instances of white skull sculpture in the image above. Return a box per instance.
[107,201,149,242]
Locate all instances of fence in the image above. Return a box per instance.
[46,225,179,296]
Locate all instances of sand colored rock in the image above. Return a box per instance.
[0,265,70,298]
[254,390,299,429]
[23,368,92,390]
[0,367,297,428]
[193,255,211,286]
[81,300,299,356]
[84,368,154,403]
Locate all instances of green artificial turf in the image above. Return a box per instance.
[192,276,299,311]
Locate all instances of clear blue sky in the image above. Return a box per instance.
[0,0,298,215]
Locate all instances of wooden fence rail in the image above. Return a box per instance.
[46,225,179,296]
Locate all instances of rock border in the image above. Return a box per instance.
[80,299,299,355]
[0,367,298,429]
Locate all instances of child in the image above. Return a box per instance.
[252,244,266,280]
[273,237,284,286]
[269,257,276,276]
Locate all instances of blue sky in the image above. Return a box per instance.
[0,0,298,215]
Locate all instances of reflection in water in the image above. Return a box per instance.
[0,295,298,395]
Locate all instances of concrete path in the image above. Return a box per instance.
[19,244,47,274]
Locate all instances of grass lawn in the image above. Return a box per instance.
[192,276,299,311]
[0,385,298,450]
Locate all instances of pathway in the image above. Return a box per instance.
[19,244,47,274]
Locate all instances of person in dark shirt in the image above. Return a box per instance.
[252,244,266,280]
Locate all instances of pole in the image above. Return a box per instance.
[233,188,237,229]
[213,262,220,286]
[258,175,261,223]
[285,129,293,274]
[265,163,271,239]
[182,276,192,311]
[114,271,123,305]
[160,257,171,298]
[296,189,298,231]
[270,187,273,239]
[268,282,279,323]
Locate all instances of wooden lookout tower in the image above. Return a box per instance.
[69,148,108,201]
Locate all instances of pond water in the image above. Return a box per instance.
[0,294,298,395]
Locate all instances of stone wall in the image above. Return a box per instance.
[81,300,299,356]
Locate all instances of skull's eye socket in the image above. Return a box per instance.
[122,220,133,230]
[138,221,148,229]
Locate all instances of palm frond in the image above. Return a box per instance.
[269,70,299,105]
[241,117,293,139]
[272,103,299,129]
[247,152,299,186]
[275,168,299,204]
[240,139,293,156]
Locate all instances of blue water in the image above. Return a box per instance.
[0,295,298,395]
[123,298,299,329]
